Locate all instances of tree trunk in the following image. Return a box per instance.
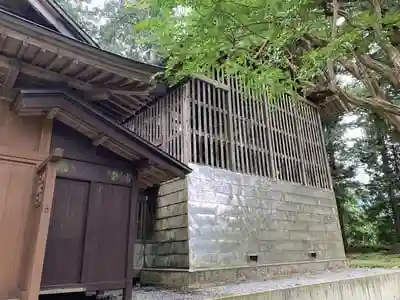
[325,122,348,251]
[374,114,400,242]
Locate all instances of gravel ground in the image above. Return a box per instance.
[132,268,400,299]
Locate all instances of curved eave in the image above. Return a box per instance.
[12,90,191,188]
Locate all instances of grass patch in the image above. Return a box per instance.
[348,252,400,268]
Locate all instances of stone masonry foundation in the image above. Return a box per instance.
[135,164,347,288]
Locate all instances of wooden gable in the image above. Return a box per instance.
[0,0,97,46]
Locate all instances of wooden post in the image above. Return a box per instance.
[123,172,139,300]
[22,149,63,300]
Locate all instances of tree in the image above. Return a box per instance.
[56,0,159,63]
[325,114,363,249]
[354,110,400,243]
[134,0,400,129]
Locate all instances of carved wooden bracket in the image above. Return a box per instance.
[34,148,64,208]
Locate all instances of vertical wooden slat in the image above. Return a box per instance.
[231,76,238,171]
[191,79,198,164]
[298,101,310,186]
[308,105,321,187]
[196,80,203,164]
[183,83,191,164]
[256,94,266,177]
[281,94,293,182]
[259,92,268,177]
[257,94,266,176]
[310,106,326,188]
[249,88,261,175]
[213,85,220,168]
[309,106,323,188]
[317,109,333,189]
[226,74,235,171]
[207,82,214,167]
[301,102,317,187]
[236,76,244,173]
[236,76,246,173]
[217,84,225,169]
[290,97,302,184]
[293,99,308,186]
[202,81,209,165]
[273,97,282,180]
[263,90,274,179]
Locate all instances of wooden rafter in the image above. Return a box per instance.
[0,54,151,100]
[2,59,19,88]
[0,11,159,82]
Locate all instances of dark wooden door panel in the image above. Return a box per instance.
[41,178,90,287]
[82,183,131,284]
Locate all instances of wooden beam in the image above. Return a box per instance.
[16,41,29,59]
[0,33,7,50]
[193,73,230,91]
[112,90,150,97]
[0,14,158,82]
[45,107,60,119]
[36,148,64,173]
[0,87,18,102]
[3,59,19,88]
[60,59,79,75]
[133,158,150,170]
[46,54,62,70]
[92,133,108,146]
[18,92,191,177]
[0,55,151,100]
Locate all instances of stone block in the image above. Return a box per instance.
[152,254,189,268]
[145,241,189,255]
[157,190,188,208]
[140,270,189,288]
[289,230,314,241]
[259,230,290,241]
[158,178,187,197]
[154,214,188,231]
[156,202,188,219]
[152,228,188,242]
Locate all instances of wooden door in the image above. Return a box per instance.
[81,183,131,284]
[41,178,132,289]
[41,178,90,286]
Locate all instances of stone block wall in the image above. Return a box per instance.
[138,164,347,287]
[139,178,190,269]
[187,164,346,270]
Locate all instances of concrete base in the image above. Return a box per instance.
[140,259,348,289]
[133,269,400,300]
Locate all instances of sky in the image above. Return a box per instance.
[91,0,106,6]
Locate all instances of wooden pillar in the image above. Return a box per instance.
[123,171,139,300]
[22,159,59,300]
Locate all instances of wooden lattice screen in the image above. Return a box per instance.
[127,77,332,190]
[129,86,189,163]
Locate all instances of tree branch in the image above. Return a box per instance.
[357,54,400,88]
